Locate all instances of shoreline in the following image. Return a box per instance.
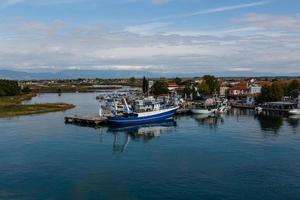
[0,93,75,118]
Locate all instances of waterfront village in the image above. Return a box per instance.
[1,75,300,119]
[18,75,300,113]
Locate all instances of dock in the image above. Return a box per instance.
[176,108,191,115]
[65,115,108,126]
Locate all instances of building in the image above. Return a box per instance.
[168,83,179,91]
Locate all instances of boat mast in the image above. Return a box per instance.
[122,97,131,114]
[99,101,102,117]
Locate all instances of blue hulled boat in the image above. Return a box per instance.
[108,106,179,125]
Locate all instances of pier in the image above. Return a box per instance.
[64,108,192,127]
[65,115,108,126]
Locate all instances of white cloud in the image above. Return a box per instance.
[149,0,270,21]
[0,0,24,8]
[0,17,300,74]
[151,0,172,5]
[234,13,300,31]
[124,22,168,35]
[183,1,270,17]
[230,67,253,72]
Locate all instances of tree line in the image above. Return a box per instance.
[257,80,300,103]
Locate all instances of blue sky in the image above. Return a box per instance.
[0,0,300,74]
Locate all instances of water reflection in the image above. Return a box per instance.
[255,114,283,134]
[193,114,224,128]
[287,115,300,132]
[106,120,177,153]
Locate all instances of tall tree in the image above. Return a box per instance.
[142,76,149,94]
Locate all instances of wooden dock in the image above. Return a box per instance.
[65,115,108,126]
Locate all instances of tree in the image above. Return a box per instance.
[142,76,149,94]
[202,75,220,95]
[256,82,284,103]
[197,81,210,95]
[129,77,136,84]
[270,82,284,101]
[174,77,182,85]
[151,80,169,95]
[22,86,32,94]
[288,80,300,98]
[0,80,21,97]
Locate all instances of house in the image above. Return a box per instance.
[249,84,261,94]
[168,83,179,91]
[228,82,249,96]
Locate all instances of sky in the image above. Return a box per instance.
[0,0,300,75]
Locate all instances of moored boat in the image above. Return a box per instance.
[289,109,300,115]
[108,106,179,125]
[191,104,217,114]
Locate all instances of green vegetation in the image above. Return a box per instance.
[142,76,149,94]
[287,80,300,98]
[0,80,21,96]
[174,77,182,85]
[0,93,75,118]
[257,80,300,103]
[151,80,169,95]
[200,75,220,95]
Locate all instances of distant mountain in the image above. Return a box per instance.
[0,69,299,80]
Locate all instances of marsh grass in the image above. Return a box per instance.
[0,93,75,117]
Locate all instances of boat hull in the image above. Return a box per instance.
[191,108,216,114]
[108,107,179,125]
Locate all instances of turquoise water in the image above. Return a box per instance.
[1,93,300,200]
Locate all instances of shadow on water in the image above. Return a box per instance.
[105,119,177,153]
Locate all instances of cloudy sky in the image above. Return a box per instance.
[0,0,300,74]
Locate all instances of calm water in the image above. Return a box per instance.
[1,93,300,200]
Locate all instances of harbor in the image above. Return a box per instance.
[1,92,300,200]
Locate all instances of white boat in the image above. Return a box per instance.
[289,95,300,115]
[289,109,300,115]
[191,104,217,114]
[255,106,263,113]
[216,105,227,114]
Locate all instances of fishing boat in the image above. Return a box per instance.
[107,97,179,125]
[191,97,229,114]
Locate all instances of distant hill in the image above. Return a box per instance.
[0,69,299,80]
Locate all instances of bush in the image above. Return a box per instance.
[151,80,169,95]
[0,80,21,97]
[22,86,32,94]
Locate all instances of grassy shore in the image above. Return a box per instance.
[0,93,75,118]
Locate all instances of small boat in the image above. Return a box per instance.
[289,95,300,115]
[255,106,263,113]
[289,109,300,115]
[191,104,217,114]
